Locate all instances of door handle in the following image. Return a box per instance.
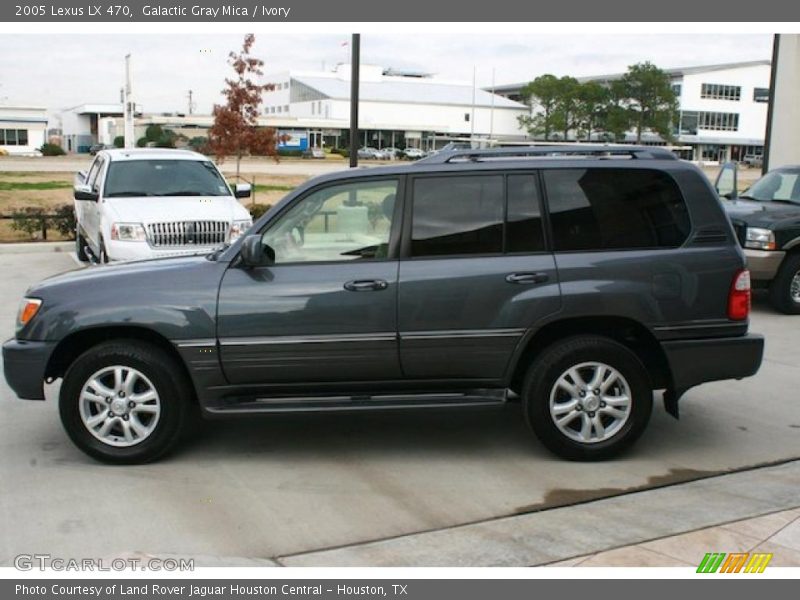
[344,279,389,292]
[505,272,549,285]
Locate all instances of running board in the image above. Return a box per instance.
[204,389,508,415]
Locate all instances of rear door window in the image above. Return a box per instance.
[543,168,690,251]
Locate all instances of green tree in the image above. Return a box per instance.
[113,136,125,148]
[145,124,164,143]
[574,82,610,141]
[616,62,678,143]
[551,76,581,141]
[517,74,561,140]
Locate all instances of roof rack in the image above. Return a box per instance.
[416,145,678,164]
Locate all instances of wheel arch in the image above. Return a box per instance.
[45,326,197,401]
[507,316,670,394]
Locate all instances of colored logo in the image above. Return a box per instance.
[697,552,773,573]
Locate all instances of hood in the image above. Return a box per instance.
[105,196,250,224]
[29,255,211,294]
[723,198,800,227]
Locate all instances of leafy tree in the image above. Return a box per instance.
[616,62,678,143]
[551,76,581,141]
[113,136,125,148]
[145,124,164,143]
[136,137,148,148]
[209,34,281,177]
[574,82,610,141]
[517,74,561,140]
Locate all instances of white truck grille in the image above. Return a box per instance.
[146,221,229,247]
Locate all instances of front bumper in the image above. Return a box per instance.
[105,239,218,262]
[2,338,57,400]
[745,249,785,281]
[662,333,764,395]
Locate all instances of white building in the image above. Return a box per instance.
[0,105,48,155]
[493,60,771,162]
[263,64,529,150]
[60,103,125,153]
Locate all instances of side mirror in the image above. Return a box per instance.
[239,234,275,268]
[714,161,738,200]
[74,184,98,202]
[234,183,252,199]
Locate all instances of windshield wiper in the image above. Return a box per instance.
[106,191,153,197]
[161,191,207,196]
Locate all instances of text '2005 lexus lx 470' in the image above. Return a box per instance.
[3,146,764,464]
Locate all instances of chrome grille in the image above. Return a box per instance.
[146,221,229,247]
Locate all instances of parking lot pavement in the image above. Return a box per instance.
[1,248,799,565]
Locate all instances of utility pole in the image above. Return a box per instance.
[489,68,495,147]
[470,65,476,145]
[187,89,195,115]
[349,33,360,168]
[123,54,135,149]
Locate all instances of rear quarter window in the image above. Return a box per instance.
[543,168,691,251]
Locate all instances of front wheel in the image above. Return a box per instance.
[59,340,191,464]
[75,228,90,262]
[769,253,800,315]
[523,336,653,461]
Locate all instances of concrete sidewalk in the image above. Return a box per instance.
[279,461,800,567]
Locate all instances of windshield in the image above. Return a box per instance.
[742,170,800,204]
[104,159,231,198]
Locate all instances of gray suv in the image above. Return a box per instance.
[2,146,765,464]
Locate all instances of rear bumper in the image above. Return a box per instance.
[2,338,56,400]
[662,333,764,394]
[745,249,785,281]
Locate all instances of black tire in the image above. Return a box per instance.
[768,252,800,315]
[522,335,653,461]
[75,228,90,262]
[59,340,191,464]
[97,237,109,264]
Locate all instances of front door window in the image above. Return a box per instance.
[263,179,398,263]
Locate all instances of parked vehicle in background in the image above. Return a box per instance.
[716,161,800,313]
[89,144,113,156]
[302,147,326,159]
[73,148,253,263]
[741,154,764,169]
[402,148,426,160]
[381,147,403,159]
[4,146,763,464]
[357,147,384,160]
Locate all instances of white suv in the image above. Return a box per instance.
[73,148,253,262]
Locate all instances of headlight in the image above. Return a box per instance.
[17,297,42,330]
[110,222,147,242]
[229,219,253,242]
[744,227,776,251]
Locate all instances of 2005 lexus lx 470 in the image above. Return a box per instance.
[3,146,764,464]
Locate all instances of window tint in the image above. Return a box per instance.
[506,174,545,253]
[411,175,503,257]
[544,169,690,251]
[263,179,398,263]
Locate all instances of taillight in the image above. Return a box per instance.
[728,269,751,321]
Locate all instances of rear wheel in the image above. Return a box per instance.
[523,335,653,461]
[59,340,190,464]
[769,253,800,315]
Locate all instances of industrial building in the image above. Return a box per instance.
[59,64,529,153]
[492,60,771,163]
[0,105,48,155]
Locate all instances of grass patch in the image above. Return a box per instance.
[253,184,296,193]
[0,181,73,191]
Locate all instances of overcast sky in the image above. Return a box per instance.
[0,34,773,122]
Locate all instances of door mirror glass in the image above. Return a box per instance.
[262,179,398,263]
[73,183,98,201]
[234,183,252,199]
[715,162,738,199]
[239,234,275,268]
